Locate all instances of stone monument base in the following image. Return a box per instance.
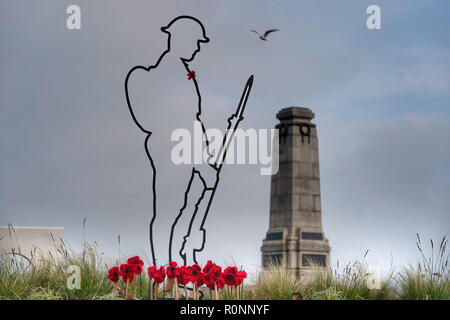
[261,226,331,279]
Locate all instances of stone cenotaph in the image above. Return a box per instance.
[261,107,331,278]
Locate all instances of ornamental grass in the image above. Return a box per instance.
[1,235,448,300]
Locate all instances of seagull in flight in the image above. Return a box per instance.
[251,29,279,41]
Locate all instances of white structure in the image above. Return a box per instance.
[0,226,64,266]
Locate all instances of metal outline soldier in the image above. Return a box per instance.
[125,16,253,267]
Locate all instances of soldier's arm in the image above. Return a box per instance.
[125,65,155,135]
[194,111,219,169]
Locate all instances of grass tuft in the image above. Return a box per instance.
[397,235,449,300]
[246,262,301,300]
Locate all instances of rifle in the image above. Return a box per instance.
[210,75,254,169]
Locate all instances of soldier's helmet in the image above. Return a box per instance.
[161,16,210,43]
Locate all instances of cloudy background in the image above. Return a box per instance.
[1,0,449,274]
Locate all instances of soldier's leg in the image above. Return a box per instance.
[146,136,196,266]
[179,188,215,265]
[168,168,209,265]
[174,165,219,265]
[144,135,158,266]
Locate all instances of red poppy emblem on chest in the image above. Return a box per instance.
[187,70,196,80]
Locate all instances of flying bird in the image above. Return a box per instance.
[251,29,279,41]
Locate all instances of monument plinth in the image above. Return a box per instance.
[261,107,331,278]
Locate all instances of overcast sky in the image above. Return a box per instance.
[1,0,449,275]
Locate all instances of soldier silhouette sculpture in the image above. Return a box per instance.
[125,16,253,267]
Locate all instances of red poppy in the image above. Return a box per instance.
[107,266,120,283]
[223,266,240,286]
[205,273,214,289]
[208,264,222,280]
[119,263,136,283]
[217,274,225,289]
[148,266,166,284]
[166,261,181,278]
[236,270,247,285]
[185,264,203,284]
[127,256,144,266]
[223,266,238,276]
[203,260,214,274]
[177,266,190,286]
[187,70,196,80]
[205,272,225,289]
[196,272,206,287]
[127,256,144,275]
[134,264,143,275]
[223,273,237,286]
